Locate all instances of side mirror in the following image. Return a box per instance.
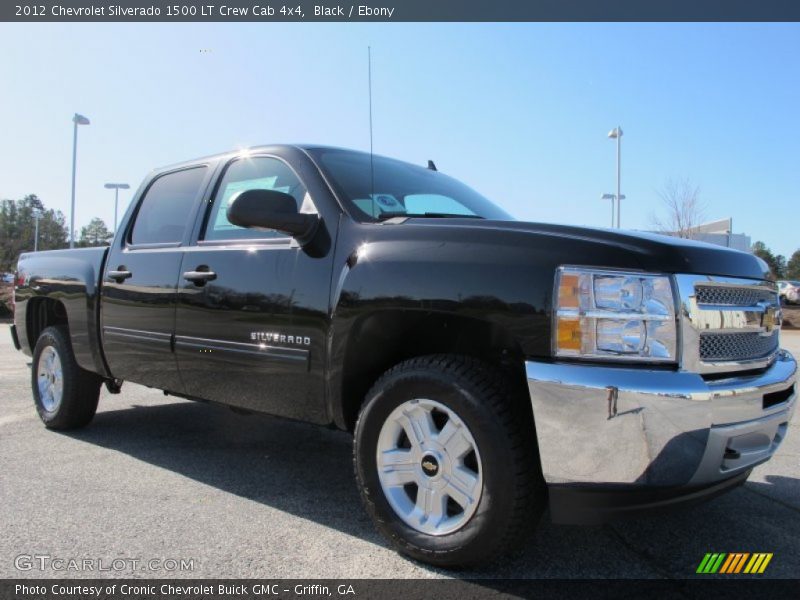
[226,189,319,244]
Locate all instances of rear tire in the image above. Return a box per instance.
[354,354,546,568]
[31,326,102,430]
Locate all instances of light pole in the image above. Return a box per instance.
[601,194,625,228]
[104,183,130,233]
[607,126,623,228]
[33,210,42,252]
[70,113,90,248]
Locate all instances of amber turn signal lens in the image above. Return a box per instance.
[557,273,580,309]
[556,317,582,352]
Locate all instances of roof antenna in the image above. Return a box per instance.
[368,46,375,219]
[427,160,437,171]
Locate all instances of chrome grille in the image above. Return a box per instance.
[700,332,779,362]
[676,275,781,374]
[695,285,775,307]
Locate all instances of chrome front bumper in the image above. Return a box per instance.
[527,351,796,492]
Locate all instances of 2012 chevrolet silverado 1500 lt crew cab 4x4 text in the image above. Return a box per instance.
[10,145,797,567]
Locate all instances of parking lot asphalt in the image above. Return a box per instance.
[1,326,798,580]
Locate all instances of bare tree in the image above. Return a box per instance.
[652,177,705,238]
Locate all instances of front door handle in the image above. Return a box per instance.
[107,268,132,283]
[183,268,217,285]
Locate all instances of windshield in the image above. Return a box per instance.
[308,148,513,222]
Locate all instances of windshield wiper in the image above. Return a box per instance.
[376,212,484,221]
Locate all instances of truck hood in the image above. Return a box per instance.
[404,218,769,280]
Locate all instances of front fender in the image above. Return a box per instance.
[325,227,551,428]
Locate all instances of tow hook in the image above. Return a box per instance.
[104,379,123,394]
[724,447,742,460]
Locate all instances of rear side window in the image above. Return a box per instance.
[203,157,309,241]
[130,167,207,245]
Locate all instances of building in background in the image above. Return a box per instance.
[660,218,751,252]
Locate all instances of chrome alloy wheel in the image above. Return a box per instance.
[376,399,483,535]
[37,346,63,413]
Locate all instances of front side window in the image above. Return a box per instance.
[307,148,513,222]
[130,167,207,245]
[204,156,309,241]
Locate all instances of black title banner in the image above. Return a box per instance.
[3,579,800,600]
[4,0,800,22]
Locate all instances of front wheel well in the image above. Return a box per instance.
[339,310,532,432]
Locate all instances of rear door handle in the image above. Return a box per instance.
[183,269,217,284]
[107,269,132,282]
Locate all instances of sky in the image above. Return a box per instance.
[0,23,798,257]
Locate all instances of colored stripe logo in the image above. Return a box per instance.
[696,553,773,574]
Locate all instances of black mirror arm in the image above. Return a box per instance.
[268,213,320,244]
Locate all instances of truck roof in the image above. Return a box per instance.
[152,144,365,173]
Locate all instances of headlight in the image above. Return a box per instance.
[554,267,677,362]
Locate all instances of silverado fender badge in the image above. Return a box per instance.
[251,331,311,346]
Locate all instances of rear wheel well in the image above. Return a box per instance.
[340,311,531,432]
[26,298,69,352]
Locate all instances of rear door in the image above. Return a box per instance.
[173,153,335,423]
[101,165,213,392]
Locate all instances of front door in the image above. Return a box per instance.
[101,165,211,392]
[173,155,334,423]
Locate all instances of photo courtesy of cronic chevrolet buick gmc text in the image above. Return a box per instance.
[9,145,796,567]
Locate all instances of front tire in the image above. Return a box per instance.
[32,326,102,430]
[354,355,546,567]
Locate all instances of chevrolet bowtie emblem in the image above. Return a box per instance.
[761,305,780,334]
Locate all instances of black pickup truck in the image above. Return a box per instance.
[10,145,797,567]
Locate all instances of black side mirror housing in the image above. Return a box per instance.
[226,189,319,244]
